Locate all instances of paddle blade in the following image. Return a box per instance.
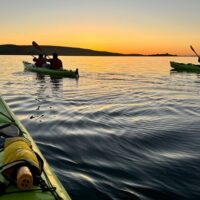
[32,41,37,46]
[190,45,195,52]
[32,41,42,51]
[32,41,50,58]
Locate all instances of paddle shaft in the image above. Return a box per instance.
[190,46,200,57]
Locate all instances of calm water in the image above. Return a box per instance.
[1,56,200,200]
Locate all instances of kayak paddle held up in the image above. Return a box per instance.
[32,41,50,59]
[190,45,200,62]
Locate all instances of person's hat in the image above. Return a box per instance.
[52,53,58,57]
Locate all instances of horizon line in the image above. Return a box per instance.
[0,43,181,56]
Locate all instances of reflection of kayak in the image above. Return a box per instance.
[170,61,200,72]
[23,61,79,78]
[0,96,71,200]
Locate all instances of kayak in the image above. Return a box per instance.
[170,61,200,72]
[23,61,79,78]
[0,96,71,200]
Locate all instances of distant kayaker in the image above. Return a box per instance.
[46,53,63,70]
[33,54,46,67]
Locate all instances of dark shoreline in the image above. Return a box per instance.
[0,44,177,57]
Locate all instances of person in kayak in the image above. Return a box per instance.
[45,53,63,70]
[33,54,46,67]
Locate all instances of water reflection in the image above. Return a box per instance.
[50,77,63,91]
[35,74,63,99]
[170,69,200,82]
[170,69,200,75]
[36,74,45,82]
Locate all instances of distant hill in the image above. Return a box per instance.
[0,44,177,56]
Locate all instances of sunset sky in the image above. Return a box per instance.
[0,0,200,55]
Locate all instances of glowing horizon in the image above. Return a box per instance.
[0,0,200,55]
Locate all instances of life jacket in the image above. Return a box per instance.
[50,58,63,70]
[33,58,46,67]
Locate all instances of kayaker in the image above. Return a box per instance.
[46,53,63,70]
[33,54,46,67]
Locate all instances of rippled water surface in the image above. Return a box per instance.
[1,56,200,200]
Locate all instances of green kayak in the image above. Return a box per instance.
[0,96,71,200]
[170,61,200,72]
[23,61,79,78]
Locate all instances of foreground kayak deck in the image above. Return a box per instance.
[23,61,79,78]
[0,96,71,200]
[170,61,200,72]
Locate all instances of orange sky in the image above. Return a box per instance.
[0,0,200,55]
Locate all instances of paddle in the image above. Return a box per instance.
[190,45,200,62]
[32,41,50,59]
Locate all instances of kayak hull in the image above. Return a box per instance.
[0,96,71,200]
[23,61,79,78]
[170,61,200,72]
